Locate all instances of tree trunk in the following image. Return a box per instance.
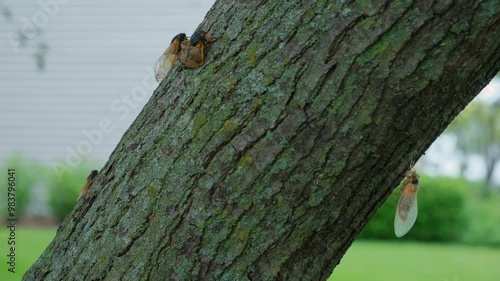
[25,1,499,280]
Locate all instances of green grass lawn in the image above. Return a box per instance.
[0,227,56,281]
[1,228,499,280]
[329,240,500,281]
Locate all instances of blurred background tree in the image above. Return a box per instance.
[1,1,49,71]
[0,2,12,19]
[447,78,500,197]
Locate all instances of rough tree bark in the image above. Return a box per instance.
[25,0,499,280]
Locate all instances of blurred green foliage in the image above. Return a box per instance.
[0,153,45,219]
[360,175,468,241]
[48,162,98,222]
[0,152,100,223]
[462,193,500,247]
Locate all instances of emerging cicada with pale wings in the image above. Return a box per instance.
[394,165,420,237]
[154,31,213,82]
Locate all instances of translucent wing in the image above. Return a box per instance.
[155,33,186,82]
[394,188,418,237]
[154,47,177,82]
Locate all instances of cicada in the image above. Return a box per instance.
[178,31,213,68]
[394,165,420,237]
[154,33,187,82]
[78,170,98,201]
[154,31,213,82]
